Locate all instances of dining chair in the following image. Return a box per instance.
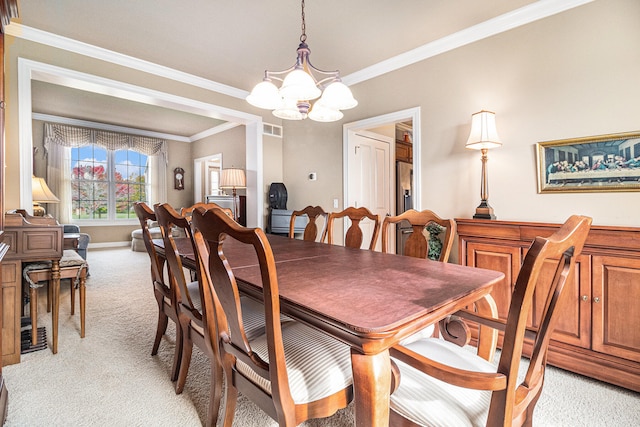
[381,208,456,261]
[326,206,380,250]
[134,202,183,382]
[288,205,328,242]
[388,215,592,427]
[190,207,354,427]
[180,202,233,221]
[154,204,270,409]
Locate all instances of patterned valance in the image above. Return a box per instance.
[44,122,167,159]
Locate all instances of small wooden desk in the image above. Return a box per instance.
[157,235,504,427]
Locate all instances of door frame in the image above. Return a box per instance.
[343,106,422,213]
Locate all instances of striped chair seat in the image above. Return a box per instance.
[390,338,493,427]
[237,321,353,404]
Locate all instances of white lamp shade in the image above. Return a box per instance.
[308,102,343,122]
[279,69,322,101]
[220,168,246,189]
[246,80,282,110]
[465,110,503,150]
[319,81,358,110]
[32,176,60,203]
[273,98,305,120]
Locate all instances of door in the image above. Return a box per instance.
[346,132,392,251]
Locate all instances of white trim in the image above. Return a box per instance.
[5,23,248,100]
[18,58,265,228]
[342,0,595,85]
[190,121,241,142]
[343,107,422,211]
[6,1,593,95]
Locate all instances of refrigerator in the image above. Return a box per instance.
[396,161,413,255]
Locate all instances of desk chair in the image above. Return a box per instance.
[190,207,353,426]
[381,209,455,262]
[288,205,327,242]
[388,215,592,427]
[326,206,380,250]
[24,250,88,354]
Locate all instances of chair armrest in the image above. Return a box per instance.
[389,344,507,391]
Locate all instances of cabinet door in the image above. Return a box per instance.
[531,254,591,348]
[466,242,521,321]
[1,260,20,365]
[592,255,640,362]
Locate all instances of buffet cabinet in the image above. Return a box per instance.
[456,218,640,392]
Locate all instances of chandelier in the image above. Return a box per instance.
[246,0,357,122]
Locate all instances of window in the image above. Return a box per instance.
[71,145,149,220]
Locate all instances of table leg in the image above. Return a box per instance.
[351,349,391,427]
[30,287,37,345]
[51,260,61,354]
[79,270,86,338]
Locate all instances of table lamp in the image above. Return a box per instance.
[220,168,246,221]
[465,110,502,220]
[32,176,60,216]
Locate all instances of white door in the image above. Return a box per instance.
[346,132,392,251]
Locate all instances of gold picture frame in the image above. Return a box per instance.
[536,131,640,193]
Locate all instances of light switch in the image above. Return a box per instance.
[333,198,339,208]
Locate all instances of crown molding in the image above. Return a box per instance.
[6,0,594,94]
[342,0,595,86]
[4,22,249,100]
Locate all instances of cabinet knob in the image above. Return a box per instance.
[581,295,588,302]
[593,297,601,303]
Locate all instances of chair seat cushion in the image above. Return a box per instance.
[390,338,494,427]
[236,321,353,404]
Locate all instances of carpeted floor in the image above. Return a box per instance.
[2,247,639,426]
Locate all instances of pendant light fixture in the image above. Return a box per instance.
[246,0,357,122]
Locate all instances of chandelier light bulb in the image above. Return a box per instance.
[246,80,281,110]
[319,81,358,110]
[280,68,321,101]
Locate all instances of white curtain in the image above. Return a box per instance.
[45,143,72,223]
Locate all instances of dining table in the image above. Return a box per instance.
[156,233,504,427]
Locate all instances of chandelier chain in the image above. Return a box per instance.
[300,0,307,43]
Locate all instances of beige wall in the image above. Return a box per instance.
[283,0,640,228]
[4,0,639,247]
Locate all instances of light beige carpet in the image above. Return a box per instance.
[2,247,638,426]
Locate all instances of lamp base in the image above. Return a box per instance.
[473,200,496,220]
[32,203,46,217]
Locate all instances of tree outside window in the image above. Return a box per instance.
[71,145,148,220]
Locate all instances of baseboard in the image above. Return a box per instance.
[88,241,130,249]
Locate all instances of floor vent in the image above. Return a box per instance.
[263,123,283,138]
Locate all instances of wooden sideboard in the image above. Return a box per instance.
[456,218,640,392]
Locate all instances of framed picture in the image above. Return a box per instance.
[536,131,640,193]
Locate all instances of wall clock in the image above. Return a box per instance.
[174,167,185,190]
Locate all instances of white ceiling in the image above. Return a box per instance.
[13,0,591,139]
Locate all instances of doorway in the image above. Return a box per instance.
[193,153,222,202]
[343,107,421,252]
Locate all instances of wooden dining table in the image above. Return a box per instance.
[157,234,504,427]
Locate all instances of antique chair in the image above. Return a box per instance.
[381,209,455,262]
[388,215,592,427]
[133,202,184,382]
[154,203,269,401]
[24,249,88,354]
[326,206,380,250]
[190,207,354,426]
[288,205,328,242]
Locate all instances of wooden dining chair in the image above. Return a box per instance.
[288,205,328,242]
[381,209,456,262]
[155,204,270,414]
[134,202,183,382]
[388,215,592,427]
[326,206,380,250]
[180,202,233,221]
[190,207,354,427]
